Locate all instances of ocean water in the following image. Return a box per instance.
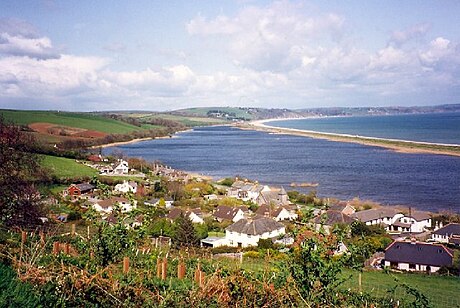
[267,112,460,145]
[103,125,460,213]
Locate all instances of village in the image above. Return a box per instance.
[55,154,459,275]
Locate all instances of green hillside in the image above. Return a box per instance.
[40,155,98,178]
[0,110,142,134]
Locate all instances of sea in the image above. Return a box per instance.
[103,113,460,213]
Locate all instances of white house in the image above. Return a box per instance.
[225,217,285,248]
[384,241,453,273]
[114,181,138,194]
[92,197,136,214]
[227,181,270,203]
[351,208,431,234]
[113,159,129,175]
[432,223,460,244]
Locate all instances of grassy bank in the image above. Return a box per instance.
[341,269,460,307]
[40,155,97,178]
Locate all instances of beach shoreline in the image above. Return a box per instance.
[239,118,460,157]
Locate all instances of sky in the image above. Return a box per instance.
[0,0,460,111]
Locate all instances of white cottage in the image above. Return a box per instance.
[224,217,285,248]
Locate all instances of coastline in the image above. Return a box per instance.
[240,118,460,157]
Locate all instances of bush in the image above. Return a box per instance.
[0,263,40,307]
[67,211,82,221]
[211,246,239,254]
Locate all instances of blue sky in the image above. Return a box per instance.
[1,0,460,111]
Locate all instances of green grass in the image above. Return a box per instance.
[0,109,144,134]
[341,269,460,307]
[40,155,97,178]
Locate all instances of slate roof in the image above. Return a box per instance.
[385,241,453,267]
[214,205,243,220]
[314,210,356,225]
[408,211,431,221]
[433,223,460,236]
[96,197,130,209]
[351,208,398,222]
[167,208,202,220]
[75,183,94,192]
[255,205,290,218]
[226,217,285,236]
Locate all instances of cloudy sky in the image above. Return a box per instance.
[1,1,460,111]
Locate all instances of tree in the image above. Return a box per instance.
[174,213,199,247]
[0,118,44,228]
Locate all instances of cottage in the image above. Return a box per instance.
[114,181,138,193]
[384,241,453,273]
[351,208,431,234]
[92,197,135,214]
[113,159,129,175]
[213,205,247,223]
[225,217,285,248]
[227,181,270,203]
[432,223,460,245]
[65,183,95,197]
[256,187,290,206]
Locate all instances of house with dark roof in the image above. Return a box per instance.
[213,205,247,223]
[384,241,453,273]
[432,223,460,246]
[224,217,286,248]
[65,183,95,198]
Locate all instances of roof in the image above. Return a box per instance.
[214,205,243,220]
[314,210,355,225]
[408,211,431,221]
[74,183,94,192]
[167,208,202,220]
[255,205,290,218]
[226,217,285,236]
[96,197,129,209]
[385,241,453,267]
[392,220,411,228]
[351,208,398,222]
[433,223,460,236]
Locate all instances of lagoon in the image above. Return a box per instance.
[103,125,460,213]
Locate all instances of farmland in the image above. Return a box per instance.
[0,109,143,134]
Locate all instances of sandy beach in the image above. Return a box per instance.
[241,118,460,157]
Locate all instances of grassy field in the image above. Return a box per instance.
[341,269,460,307]
[40,155,97,178]
[1,109,143,134]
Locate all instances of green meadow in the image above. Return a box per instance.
[40,155,97,178]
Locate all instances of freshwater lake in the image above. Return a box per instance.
[103,113,460,213]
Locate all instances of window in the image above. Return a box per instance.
[409,264,416,270]
[438,249,443,253]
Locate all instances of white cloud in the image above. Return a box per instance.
[187,1,345,72]
[0,18,59,59]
